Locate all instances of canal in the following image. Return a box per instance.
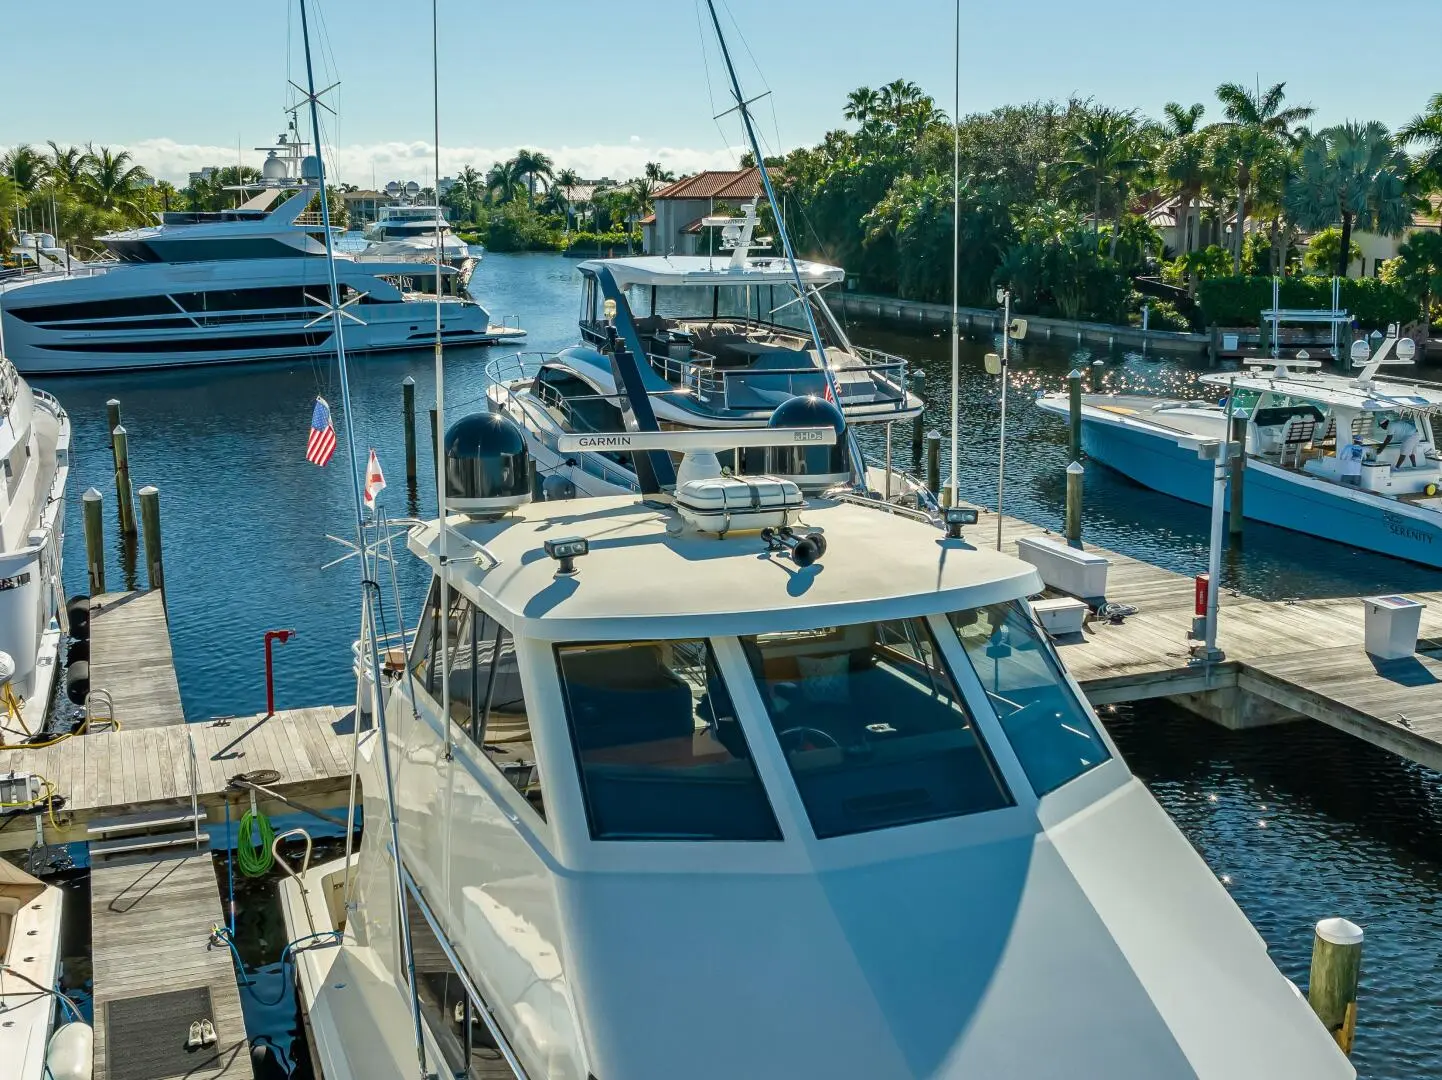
[43,251,1442,1078]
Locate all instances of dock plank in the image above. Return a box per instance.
[89,590,184,730]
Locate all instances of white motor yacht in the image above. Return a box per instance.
[363,200,474,270]
[0,143,522,374]
[0,354,69,737]
[279,408,1353,1080]
[0,856,69,1080]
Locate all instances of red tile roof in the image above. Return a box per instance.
[653,168,765,201]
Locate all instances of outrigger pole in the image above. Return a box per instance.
[295,2,429,1076]
[703,0,868,487]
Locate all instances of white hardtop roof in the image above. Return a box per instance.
[1200,369,1442,411]
[409,496,1040,641]
[576,254,844,289]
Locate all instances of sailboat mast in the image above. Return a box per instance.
[949,0,961,506]
[295,3,428,1077]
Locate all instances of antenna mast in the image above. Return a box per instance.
[295,2,428,1076]
[948,0,961,507]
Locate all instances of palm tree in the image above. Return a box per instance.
[617,179,655,254]
[1214,81,1315,270]
[80,145,150,217]
[1,144,48,197]
[509,149,554,203]
[554,168,582,234]
[45,142,86,189]
[1158,122,1213,255]
[1057,107,1147,241]
[843,86,879,124]
[454,165,486,206]
[643,162,675,184]
[485,162,520,205]
[1161,101,1206,139]
[1399,93,1442,199]
[1285,121,1412,277]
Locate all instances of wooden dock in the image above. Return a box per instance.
[0,706,355,853]
[90,850,249,1080]
[985,510,1442,772]
[88,590,184,730]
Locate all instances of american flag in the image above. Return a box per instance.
[306,396,336,466]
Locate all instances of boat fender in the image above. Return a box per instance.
[67,639,89,665]
[65,596,90,640]
[46,1021,94,1080]
[66,660,90,706]
[1427,483,1438,498]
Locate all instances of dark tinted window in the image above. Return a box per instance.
[741,620,1012,838]
[557,640,781,841]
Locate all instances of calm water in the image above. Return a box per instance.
[38,252,1442,1078]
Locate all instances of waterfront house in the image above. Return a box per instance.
[641,168,766,255]
[342,189,393,227]
[1347,195,1442,278]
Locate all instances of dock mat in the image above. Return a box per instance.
[105,986,221,1080]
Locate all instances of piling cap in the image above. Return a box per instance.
[1315,917,1364,946]
[1067,461,1084,474]
[83,487,102,501]
[1068,369,1083,379]
[403,375,415,386]
[138,484,159,496]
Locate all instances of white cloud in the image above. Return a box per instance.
[107,137,746,187]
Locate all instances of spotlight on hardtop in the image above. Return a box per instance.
[444,411,531,518]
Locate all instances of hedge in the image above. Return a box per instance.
[1196,275,1415,329]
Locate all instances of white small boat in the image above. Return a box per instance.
[1036,331,1442,566]
[0,858,67,1080]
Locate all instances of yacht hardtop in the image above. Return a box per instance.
[281,412,1351,1080]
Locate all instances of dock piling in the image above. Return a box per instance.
[428,405,439,463]
[112,425,136,536]
[1065,462,1083,547]
[402,376,418,483]
[1308,918,1363,1056]
[138,485,164,594]
[105,399,121,469]
[1067,369,1083,464]
[83,488,105,595]
[1090,359,1105,392]
[910,373,924,464]
[925,430,941,497]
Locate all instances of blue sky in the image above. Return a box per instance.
[7,0,1438,185]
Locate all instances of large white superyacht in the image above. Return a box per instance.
[0,131,522,375]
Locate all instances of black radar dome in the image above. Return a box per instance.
[765,394,850,485]
[444,411,532,516]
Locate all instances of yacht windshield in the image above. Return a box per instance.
[946,602,1110,795]
[740,620,1012,838]
[556,639,781,842]
[624,282,829,340]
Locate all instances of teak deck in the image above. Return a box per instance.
[91,851,250,1080]
[88,590,184,730]
[981,510,1442,771]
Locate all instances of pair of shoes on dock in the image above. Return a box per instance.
[186,1018,217,1050]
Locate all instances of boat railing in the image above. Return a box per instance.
[483,352,640,493]
[643,344,910,412]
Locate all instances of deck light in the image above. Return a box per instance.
[543,536,589,575]
[602,298,617,322]
[943,506,978,539]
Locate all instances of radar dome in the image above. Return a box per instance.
[301,155,323,182]
[764,394,850,492]
[444,411,532,517]
[261,151,288,181]
[384,180,402,197]
[404,180,422,198]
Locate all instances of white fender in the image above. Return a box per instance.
[45,1021,94,1080]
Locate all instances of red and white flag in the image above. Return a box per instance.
[363,448,386,509]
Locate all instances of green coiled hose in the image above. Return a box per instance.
[236,805,275,878]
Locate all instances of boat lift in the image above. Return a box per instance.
[1260,275,1350,361]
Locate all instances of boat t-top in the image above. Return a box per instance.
[1037,327,1442,566]
[0,124,522,374]
[278,408,1353,1079]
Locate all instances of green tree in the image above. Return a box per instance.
[485,161,520,205]
[1301,226,1362,274]
[1286,122,1412,277]
[44,142,86,190]
[1214,81,1315,271]
[0,145,48,196]
[1056,107,1147,245]
[1156,102,1212,255]
[80,145,151,219]
[1392,230,1442,333]
[643,162,675,183]
[1399,93,1442,194]
[509,149,554,202]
